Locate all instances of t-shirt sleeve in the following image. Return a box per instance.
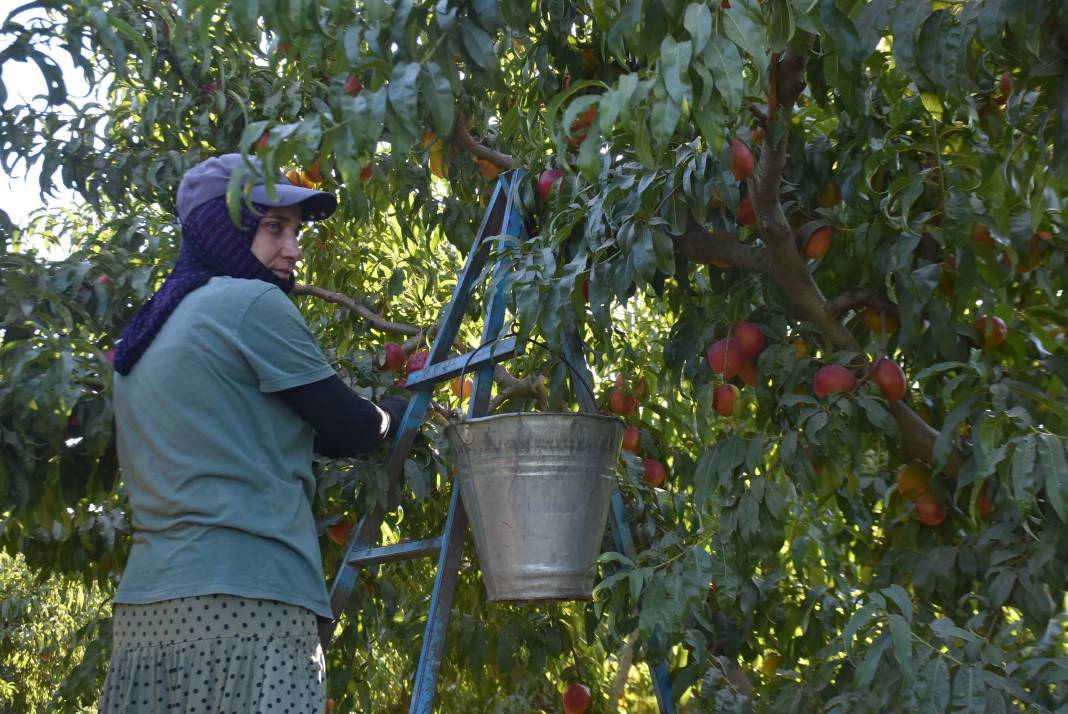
[235,286,337,393]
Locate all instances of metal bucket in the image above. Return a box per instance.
[446,412,623,602]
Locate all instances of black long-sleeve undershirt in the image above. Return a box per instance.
[276,375,393,458]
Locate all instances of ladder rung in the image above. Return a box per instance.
[347,538,443,567]
[404,336,521,389]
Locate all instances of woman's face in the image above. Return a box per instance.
[250,205,303,282]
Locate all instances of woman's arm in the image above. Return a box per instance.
[276,376,406,457]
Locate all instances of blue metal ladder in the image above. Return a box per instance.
[320,169,676,713]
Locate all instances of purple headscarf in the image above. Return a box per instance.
[113,196,294,375]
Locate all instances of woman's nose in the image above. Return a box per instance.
[282,234,303,260]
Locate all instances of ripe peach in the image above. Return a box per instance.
[813,364,856,397]
[730,139,755,181]
[871,358,907,401]
[707,338,745,379]
[733,321,765,359]
[642,459,666,487]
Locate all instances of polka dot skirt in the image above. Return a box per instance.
[100,594,326,713]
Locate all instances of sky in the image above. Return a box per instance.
[1,0,96,252]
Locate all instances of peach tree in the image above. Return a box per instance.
[1,0,1066,711]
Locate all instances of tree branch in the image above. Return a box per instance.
[610,630,639,710]
[487,378,544,412]
[826,288,901,320]
[751,46,859,350]
[451,122,516,170]
[293,283,420,337]
[674,224,772,273]
[746,42,962,478]
[294,283,548,411]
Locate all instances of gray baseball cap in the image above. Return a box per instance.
[176,153,337,223]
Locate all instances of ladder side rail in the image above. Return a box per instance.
[421,175,511,370]
[406,483,469,713]
[469,168,525,411]
[408,172,526,713]
[561,327,677,714]
[323,175,517,646]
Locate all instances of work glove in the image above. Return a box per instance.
[377,395,410,438]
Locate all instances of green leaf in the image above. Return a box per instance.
[891,0,933,87]
[660,37,693,113]
[694,445,717,508]
[649,86,682,156]
[916,10,954,94]
[768,0,795,54]
[929,617,977,644]
[703,36,745,113]
[692,83,724,150]
[1011,435,1038,512]
[951,664,986,712]
[88,8,127,74]
[459,18,498,78]
[804,411,828,442]
[342,23,361,64]
[684,4,713,55]
[932,395,978,474]
[855,0,895,57]
[844,601,879,656]
[977,0,1008,55]
[917,657,950,713]
[887,613,912,676]
[854,633,889,690]
[346,89,388,154]
[650,227,675,274]
[238,121,269,154]
[599,73,638,134]
[387,61,421,137]
[1038,434,1068,525]
[420,62,455,138]
[404,457,430,499]
[988,571,1015,608]
[592,570,629,599]
[818,0,865,73]
[103,14,152,82]
[881,584,913,622]
[630,225,658,282]
[857,396,899,437]
[721,3,768,78]
[629,567,649,601]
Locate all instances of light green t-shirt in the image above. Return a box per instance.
[113,277,337,618]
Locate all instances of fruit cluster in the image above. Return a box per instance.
[607,374,666,488]
[706,320,765,416]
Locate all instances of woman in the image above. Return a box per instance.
[101,153,407,713]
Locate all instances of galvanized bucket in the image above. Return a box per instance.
[446,412,623,602]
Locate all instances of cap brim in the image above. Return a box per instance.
[249,184,338,222]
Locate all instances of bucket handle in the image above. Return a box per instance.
[450,332,510,417]
[526,336,598,409]
[450,332,597,418]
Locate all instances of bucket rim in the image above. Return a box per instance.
[444,411,624,434]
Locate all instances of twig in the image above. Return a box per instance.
[293,283,420,337]
[673,226,772,273]
[826,288,900,320]
[745,103,769,128]
[487,376,542,411]
[451,121,516,170]
[610,630,640,710]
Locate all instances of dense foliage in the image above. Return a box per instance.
[1,0,1067,711]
